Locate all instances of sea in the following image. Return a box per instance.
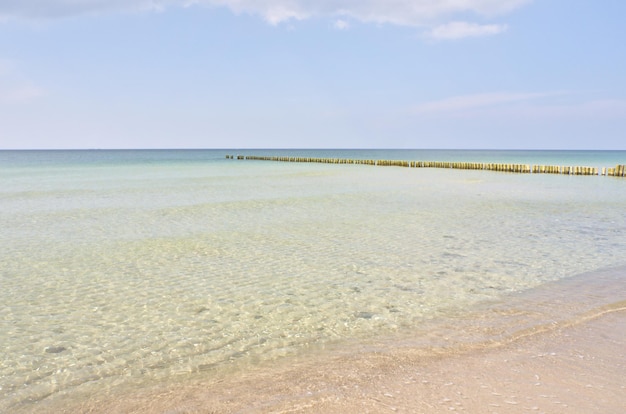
[1,149,625,412]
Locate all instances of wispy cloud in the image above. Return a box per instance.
[413,92,562,114]
[1,84,45,103]
[0,59,45,104]
[427,21,507,40]
[0,1,161,20]
[0,1,531,29]
[412,92,626,122]
[502,99,626,120]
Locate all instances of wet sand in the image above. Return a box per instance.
[50,303,624,414]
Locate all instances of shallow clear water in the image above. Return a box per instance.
[1,149,625,411]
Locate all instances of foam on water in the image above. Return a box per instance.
[1,150,625,412]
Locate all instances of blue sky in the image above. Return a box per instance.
[1,1,625,149]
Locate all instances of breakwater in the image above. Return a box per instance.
[226,155,626,177]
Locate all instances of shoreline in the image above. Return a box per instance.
[27,267,625,414]
[50,307,625,414]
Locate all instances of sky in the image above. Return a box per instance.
[0,1,625,149]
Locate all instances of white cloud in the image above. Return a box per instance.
[333,19,349,30]
[413,92,562,114]
[0,1,532,27]
[190,1,531,27]
[428,21,507,39]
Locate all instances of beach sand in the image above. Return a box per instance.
[57,305,625,414]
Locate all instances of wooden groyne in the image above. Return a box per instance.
[227,155,625,177]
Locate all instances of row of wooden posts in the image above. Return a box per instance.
[226,155,626,177]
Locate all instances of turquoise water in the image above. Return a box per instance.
[1,149,625,412]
